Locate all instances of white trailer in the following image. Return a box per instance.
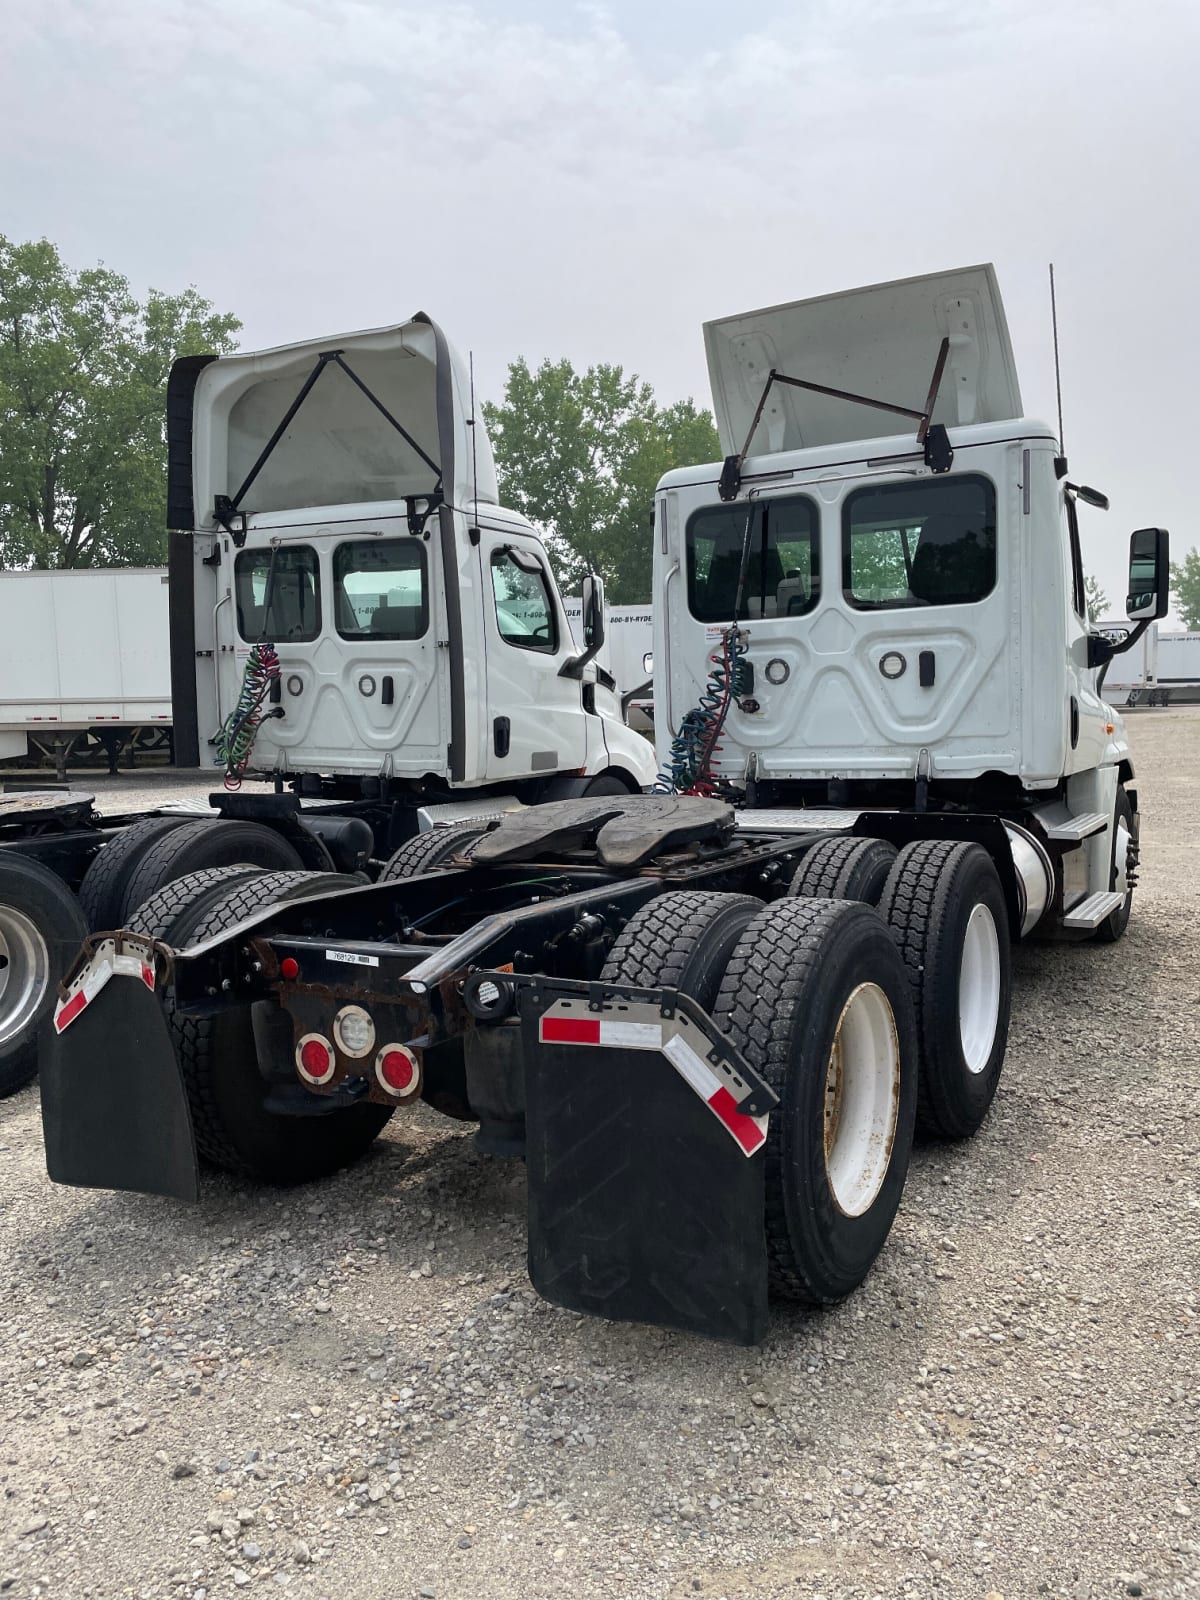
[0,569,172,775]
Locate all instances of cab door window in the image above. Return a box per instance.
[490,548,558,653]
[234,546,321,641]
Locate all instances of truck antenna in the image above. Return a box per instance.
[469,351,480,534]
[1049,262,1066,464]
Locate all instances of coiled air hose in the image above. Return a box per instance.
[216,642,281,790]
[654,626,750,795]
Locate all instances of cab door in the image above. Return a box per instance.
[478,532,588,782]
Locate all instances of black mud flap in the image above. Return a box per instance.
[520,986,770,1345]
[40,973,199,1202]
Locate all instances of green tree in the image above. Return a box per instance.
[1170,548,1200,630]
[482,357,720,603]
[1084,573,1109,623]
[0,235,240,569]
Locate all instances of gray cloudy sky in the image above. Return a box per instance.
[5,0,1199,608]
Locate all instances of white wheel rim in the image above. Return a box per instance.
[0,905,51,1049]
[958,903,1000,1074]
[1114,820,1132,898]
[824,982,901,1217]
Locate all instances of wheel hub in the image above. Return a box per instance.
[958,903,1001,1074]
[823,982,901,1217]
[0,905,51,1050]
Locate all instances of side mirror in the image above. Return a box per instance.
[643,650,654,675]
[581,573,606,652]
[1126,528,1170,621]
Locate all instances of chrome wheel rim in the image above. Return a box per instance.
[0,906,50,1049]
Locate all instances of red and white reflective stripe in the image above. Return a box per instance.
[539,1015,663,1049]
[54,947,155,1034]
[538,1010,768,1157]
[661,1034,768,1156]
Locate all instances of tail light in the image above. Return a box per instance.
[296,1033,336,1085]
[375,1044,420,1099]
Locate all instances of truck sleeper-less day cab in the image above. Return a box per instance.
[0,317,656,1096]
[40,269,1167,1346]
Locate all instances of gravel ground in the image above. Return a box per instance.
[1,717,1198,1600]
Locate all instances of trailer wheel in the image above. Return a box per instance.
[0,854,88,1097]
[788,836,897,906]
[76,814,195,930]
[1094,785,1135,944]
[878,839,1011,1139]
[138,869,392,1182]
[379,822,487,881]
[714,898,917,1304]
[600,890,763,1006]
[119,819,305,925]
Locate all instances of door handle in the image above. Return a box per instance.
[493,716,510,758]
[919,650,935,688]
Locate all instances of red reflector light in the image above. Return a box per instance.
[375,1045,418,1097]
[279,957,300,980]
[296,1034,336,1085]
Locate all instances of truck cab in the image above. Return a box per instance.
[653,265,1169,938]
[167,318,656,798]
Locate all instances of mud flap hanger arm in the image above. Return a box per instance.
[718,336,952,501]
[213,349,443,544]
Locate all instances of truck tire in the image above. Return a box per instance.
[119,820,305,926]
[379,822,487,881]
[600,890,763,1006]
[0,855,88,1097]
[76,814,194,930]
[713,898,917,1304]
[138,869,392,1182]
[1094,785,1135,944]
[126,865,282,938]
[582,774,633,797]
[878,839,1011,1139]
[789,836,897,906]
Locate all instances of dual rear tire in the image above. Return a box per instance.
[602,889,918,1305]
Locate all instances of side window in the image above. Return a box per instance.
[234,546,321,642]
[843,475,996,609]
[1064,497,1087,620]
[490,548,557,653]
[333,539,428,639]
[686,495,819,621]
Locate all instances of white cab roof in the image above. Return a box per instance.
[703,264,1023,457]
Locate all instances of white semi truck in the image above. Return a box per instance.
[0,315,657,1095]
[39,266,1168,1346]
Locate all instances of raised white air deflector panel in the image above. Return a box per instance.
[703,264,1023,457]
[1062,891,1125,930]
